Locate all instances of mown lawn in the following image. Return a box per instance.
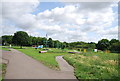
[63,52,119,80]
[16,47,67,70]
[0,46,11,51]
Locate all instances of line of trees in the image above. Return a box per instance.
[1,31,120,53]
[1,31,65,49]
[97,39,120,53]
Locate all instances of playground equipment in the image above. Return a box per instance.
[32,45,36,48]
[38,45,43,48]
[35,45,43,49]
[84,49,86,53]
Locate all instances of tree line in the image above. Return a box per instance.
[1,31,120,53]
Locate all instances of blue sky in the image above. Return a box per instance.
[33,2,65,14]
[1,1,119,42]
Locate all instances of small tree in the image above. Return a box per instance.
[12,31,30,48]
[110,39,119,45]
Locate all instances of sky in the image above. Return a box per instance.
[1,0,119,43]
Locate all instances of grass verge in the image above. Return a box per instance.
[0,46,11,51]
[0,63,7,80]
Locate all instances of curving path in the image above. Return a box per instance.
[56,56,74,72]
[2,49,77,79]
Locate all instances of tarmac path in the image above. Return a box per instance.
[1,49,77,79]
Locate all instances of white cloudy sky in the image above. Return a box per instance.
[1,0,119,42]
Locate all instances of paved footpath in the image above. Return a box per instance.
[2,49,77,79]
[56,56,74,72]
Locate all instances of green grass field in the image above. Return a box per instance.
[63,52,119,79]
[0,46,11,51]
[16,47,67,70]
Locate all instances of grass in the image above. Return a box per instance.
[63,52,119,80]
[14,47,67,70]
[0,63,7,80]
[0,46,11,51]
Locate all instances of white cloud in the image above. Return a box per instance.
[1,1,118,42]
[2,24,16,35]
[98,26,118,35]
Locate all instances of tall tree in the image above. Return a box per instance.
[53,40,59,48]
[41,37,47,47]
[61,43,66,49]
[110,42,120,53]
[12,31,30,48]
[110,39,119,45]
[48,38,53,48]
[96,39,110,51]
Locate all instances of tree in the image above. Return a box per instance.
[12,31,30,48]
[30,36,42,45]
[41,37,47,47]
[110,42,120,53]
[87,43,96,49]
[110,39,119,45]
[96,39,110,51]
[48,38,53,48]
[62,42,67,48]
[53,40,60,48]
[61,43,65,49]
[2,35,13,45]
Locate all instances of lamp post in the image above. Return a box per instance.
[45,34,48,48]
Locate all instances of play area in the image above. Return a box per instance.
[31,44,112,55]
